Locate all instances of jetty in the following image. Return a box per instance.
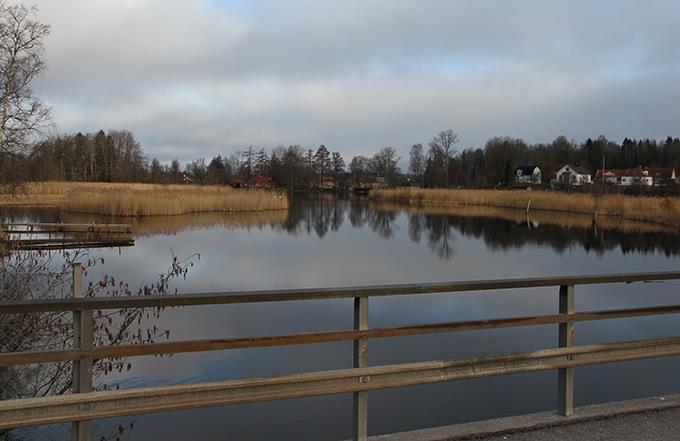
[0,222,134,250]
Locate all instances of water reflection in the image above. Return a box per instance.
[279,196,680,258]
[3,196,680,259]
[62,210,288,237]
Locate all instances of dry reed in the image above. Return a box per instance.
[369,188,680,228]
[0,182,288,216]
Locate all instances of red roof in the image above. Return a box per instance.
[595,167,647,178]
[645,167,675,179]
[247,175,273,186]
[595,167,675,179]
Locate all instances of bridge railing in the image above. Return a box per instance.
[2,268,680,440]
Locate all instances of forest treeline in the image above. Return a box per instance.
[4,128,680,189]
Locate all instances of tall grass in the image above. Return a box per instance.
[0,182,288,215]
[369,188,680,227]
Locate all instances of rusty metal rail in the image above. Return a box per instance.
[1,270,680,440]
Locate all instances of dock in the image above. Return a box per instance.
[0,222,135,250]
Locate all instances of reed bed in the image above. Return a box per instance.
[369,188,680,228]
[0,182,288,215]
[65,187,287,216]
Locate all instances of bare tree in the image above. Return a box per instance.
[429,130,459,187]
[0,3,51,159]
[409,143,424,186]
[369,146,400,186]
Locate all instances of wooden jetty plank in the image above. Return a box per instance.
[2,223,133,235]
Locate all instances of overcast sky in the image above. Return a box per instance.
[28,0,680,163]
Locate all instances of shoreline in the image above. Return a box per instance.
[369,188,680,231]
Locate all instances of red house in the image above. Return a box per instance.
[246,175,274,189]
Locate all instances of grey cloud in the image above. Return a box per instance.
[25,0,680,162]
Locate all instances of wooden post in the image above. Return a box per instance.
[353,296,368,441]
[558,284,574,417]
[71,263,93,441]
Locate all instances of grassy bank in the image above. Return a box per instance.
[0,182,288,216]
[369,188,680,228]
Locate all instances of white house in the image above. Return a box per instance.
[514,165,541,184]
[555,164,592,186]
[594,167,656,187]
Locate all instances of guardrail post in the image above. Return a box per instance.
[71,263,93,441]
[353,296,368,441]
[558,284,574,417]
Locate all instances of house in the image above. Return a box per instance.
[360,177,388,190]
[180,175,192,184]
[647,167,676,186]
[555,164,592,186]
[595,167,654,187]
[320,176,336,190]
[514,165,541,184]
[246,175,274,189]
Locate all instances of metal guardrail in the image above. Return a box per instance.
[1,269,680,440]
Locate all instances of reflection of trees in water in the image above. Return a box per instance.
[283,196,680,258]
[283,194,346,238]
[419,213,680,257]
[407,212,457,258]
[283,195,399,239]
[423,214,456,259]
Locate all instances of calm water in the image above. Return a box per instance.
[4,195,680,440]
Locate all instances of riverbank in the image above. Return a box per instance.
[0,182,288,216]
[369,188,680,228]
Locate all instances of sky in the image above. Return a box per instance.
[26,0,680,163]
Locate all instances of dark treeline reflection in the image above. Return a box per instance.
[281,194,398,239]
[279,195,680,258]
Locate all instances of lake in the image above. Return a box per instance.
[3,194,680,440]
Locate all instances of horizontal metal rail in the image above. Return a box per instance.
[2,336,680,430]
[2,271,680,314]
[3,303,680,367]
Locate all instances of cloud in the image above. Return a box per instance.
[24,0,680,162]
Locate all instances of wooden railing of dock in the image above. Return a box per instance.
[1,270,680,440]
[0,223,134,250]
